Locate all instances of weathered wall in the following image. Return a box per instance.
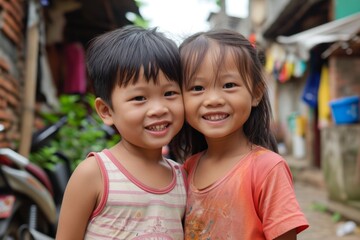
[321,124,360,204]
[329,57,360,99]
[0,0,25,149]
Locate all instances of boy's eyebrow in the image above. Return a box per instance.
[163,81,181,86]
[125,85,148,91]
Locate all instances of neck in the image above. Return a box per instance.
[112,140,163,164]
[205,132,252,160]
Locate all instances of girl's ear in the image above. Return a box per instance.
[252,96,262,107]
[95,97,114,126]
[252,86,264,107]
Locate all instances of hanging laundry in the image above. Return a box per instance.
[273,60,282,81]
[265,49,274,74]
[285,53,295,80]
[293,59,307,78]
[278,63,288,83]
[301,49,323,108]
[318,65,331,128]
[266,44,286,82]
[63,42,87,94]
[278,53,295,83]
[302,70,321,108]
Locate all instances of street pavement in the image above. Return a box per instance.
[294,181,360,240]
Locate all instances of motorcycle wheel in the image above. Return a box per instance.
[1,198,54,240]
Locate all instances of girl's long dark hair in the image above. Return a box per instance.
[170,29,278,161]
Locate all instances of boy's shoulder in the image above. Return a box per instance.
[73,154,100,176]
[165,158,182,168]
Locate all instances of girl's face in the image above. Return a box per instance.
[182,47,258,140]
[97,69,184,151]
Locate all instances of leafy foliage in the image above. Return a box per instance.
[29,94,120,171]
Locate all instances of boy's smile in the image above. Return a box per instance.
[145,121,171,137]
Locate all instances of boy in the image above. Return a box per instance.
[56,26,186,239]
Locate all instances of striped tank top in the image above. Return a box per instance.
[84,149,187,240]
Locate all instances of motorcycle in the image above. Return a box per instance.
[0,95,118,239]
[0,117,71,240]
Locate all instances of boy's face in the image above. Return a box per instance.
[98,70,184,151]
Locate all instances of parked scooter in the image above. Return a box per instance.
[0,94,118,239]
[0,117,71,239]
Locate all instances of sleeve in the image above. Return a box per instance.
[182,153,201,174]
[183,159,190,174]
[258,161,309,239]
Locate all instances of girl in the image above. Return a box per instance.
[172,29,309,239]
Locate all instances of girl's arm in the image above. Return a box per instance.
[56,156,102,239]
[274,229,297,240]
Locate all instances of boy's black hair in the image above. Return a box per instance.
[171,29,278,160]
[86,25,182,108]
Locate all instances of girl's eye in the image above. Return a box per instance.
[223,83,236,89]
[132,96,146,101]
[164,91,177,97]
[191,85,204,91]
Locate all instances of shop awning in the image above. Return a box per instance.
[277,13,360,60]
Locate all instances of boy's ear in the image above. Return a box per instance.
[95,97,114,126]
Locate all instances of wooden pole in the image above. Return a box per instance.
[19,0,39,157]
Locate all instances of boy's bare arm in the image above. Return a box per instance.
[56,156,101,239]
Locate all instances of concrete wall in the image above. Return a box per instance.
[321,124,360,204]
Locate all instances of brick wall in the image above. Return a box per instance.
[0,0,25,149]
[329,57,360,99]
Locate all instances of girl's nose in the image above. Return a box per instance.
[203,90,225,107]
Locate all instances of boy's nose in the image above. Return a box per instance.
[147,102,169,116]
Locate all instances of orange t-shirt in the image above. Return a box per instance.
[183,146,309,239]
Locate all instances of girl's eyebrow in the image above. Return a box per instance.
[219,72,239,77]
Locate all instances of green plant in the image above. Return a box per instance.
[310,202,327,212]
[332,212,342,222]
[30,94,120,171]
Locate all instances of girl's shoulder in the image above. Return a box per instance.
[247,147,293,190]
[183,151,204,173]
[250,146,288,170]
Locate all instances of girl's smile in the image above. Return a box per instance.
[183,47,255,141]
[202,112,229,121]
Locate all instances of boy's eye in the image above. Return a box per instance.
[132,96,146,101]
[164,91,177,97]
[191,85,204,91]
[223,83,236,89]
